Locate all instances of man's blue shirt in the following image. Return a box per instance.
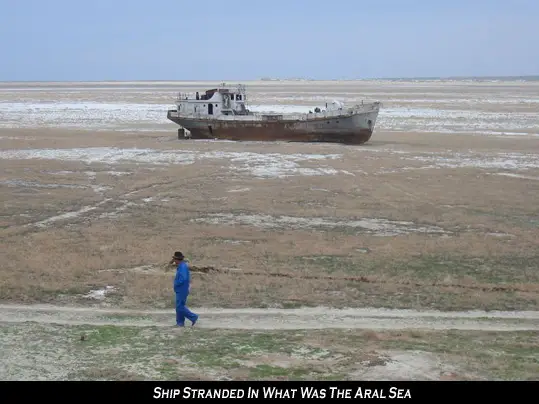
[174,261,190,295]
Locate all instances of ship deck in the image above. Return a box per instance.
[168,103,380,123]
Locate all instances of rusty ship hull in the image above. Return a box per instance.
[167,107,380,145]
[167,84,381,144]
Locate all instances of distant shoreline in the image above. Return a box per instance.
[0,76,538,85]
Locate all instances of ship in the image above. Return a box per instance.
[166,83,381,144]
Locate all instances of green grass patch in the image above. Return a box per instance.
[2,323,537,381]
[287,253,539,284]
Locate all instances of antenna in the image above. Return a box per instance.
[237,84,247,103]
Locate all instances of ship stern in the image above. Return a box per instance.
[167,109,182,126]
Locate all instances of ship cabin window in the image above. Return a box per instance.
[236,94,242,100]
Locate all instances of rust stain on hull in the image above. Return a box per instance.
[167,113,375,145]
[167,84,381,145]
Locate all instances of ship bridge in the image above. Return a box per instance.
[173,83,250,117]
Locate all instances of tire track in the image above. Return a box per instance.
[1,304,538,331]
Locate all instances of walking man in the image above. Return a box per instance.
[172,251,198,327]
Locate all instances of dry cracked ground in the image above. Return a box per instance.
[1,127,539,380]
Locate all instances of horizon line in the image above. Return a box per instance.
[0,74,538,84]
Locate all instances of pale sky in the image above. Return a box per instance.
[1,0,538,81]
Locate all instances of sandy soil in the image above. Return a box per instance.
[2,128,538,313]
[1,304,538,331]
[1,80,538,381]
[1,304,538,381]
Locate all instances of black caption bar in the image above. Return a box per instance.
[1,380,536,401]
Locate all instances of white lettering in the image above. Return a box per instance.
[355,388,387,399]
[263,387,297,399]
[248,387,259,398]
[182,388,245,399]
[389,387,411,399]
[300,387,326,399]
[153,388,180,399]
[329,387,352,399]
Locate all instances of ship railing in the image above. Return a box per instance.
[176,92,214,101]
[174,109,377,121]
[176,90,237,101]
[249,103,380,120]
[169,102,380,120]
[177,92,195,101]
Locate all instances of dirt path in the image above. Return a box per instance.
[1,303,538,331]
